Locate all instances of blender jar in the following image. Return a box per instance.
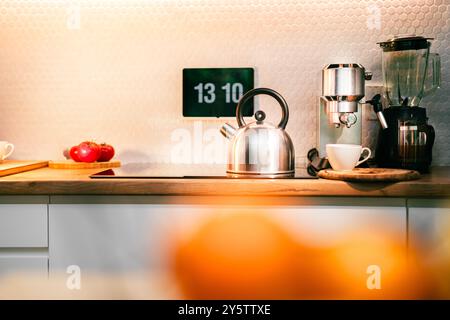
[379,35,440,107]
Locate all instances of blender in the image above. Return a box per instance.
[372,35,441,172]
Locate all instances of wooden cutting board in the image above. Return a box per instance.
[49,160,121,169]
[318,168,421,182]
[0,160,49,177]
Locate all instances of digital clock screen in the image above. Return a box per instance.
[183,68,254,117]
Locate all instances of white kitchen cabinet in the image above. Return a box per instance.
[48,196,406,277]
[408,199,450,299]
[0,196,49,278]
[408,199,450,247]
[0,256,48,277]
[0,255,48,297]
[0,204,48,248]
[408,199,450,288]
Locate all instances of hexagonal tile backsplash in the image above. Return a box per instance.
[0,0,449,165]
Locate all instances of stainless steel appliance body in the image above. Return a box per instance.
[321,63,371,128]
[220,88,295,178]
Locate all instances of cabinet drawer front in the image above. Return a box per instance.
[0,205,48,247]
[0,257,48,276]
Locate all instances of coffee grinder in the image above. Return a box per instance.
[371,35,441,173]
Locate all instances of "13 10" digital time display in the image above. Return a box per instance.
[183,68,254,117]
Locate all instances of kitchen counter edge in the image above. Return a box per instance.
[0,167,449,198]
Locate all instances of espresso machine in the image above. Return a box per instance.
[318,64,387,151]
[372,35,440,173]
[308,63,386,175]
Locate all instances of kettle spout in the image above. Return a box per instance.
[220,123,236,139]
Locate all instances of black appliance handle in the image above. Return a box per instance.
[418,123,435,154]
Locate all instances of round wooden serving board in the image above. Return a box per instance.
[49,160,121,169]
[318,168,420,182]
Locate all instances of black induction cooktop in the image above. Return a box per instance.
[90,164,316,179]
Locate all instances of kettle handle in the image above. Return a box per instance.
[236,88,289,129]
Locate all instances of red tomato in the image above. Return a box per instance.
[69,145,81,162]
[77,141,101,163]
[97,143,115,162]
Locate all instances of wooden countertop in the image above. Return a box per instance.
[0,166,449,197]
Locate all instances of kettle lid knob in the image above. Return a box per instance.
[255,110,266,123]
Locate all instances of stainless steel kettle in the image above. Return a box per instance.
[220,88,295,178]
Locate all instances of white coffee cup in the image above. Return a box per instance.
[0,142,14,161]
[326,144,371,171]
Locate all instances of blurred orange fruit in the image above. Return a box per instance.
[328,233,432,299]
[172,213,299,299]
[171,213,435,299]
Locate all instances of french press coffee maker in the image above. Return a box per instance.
[372,35,440,172]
